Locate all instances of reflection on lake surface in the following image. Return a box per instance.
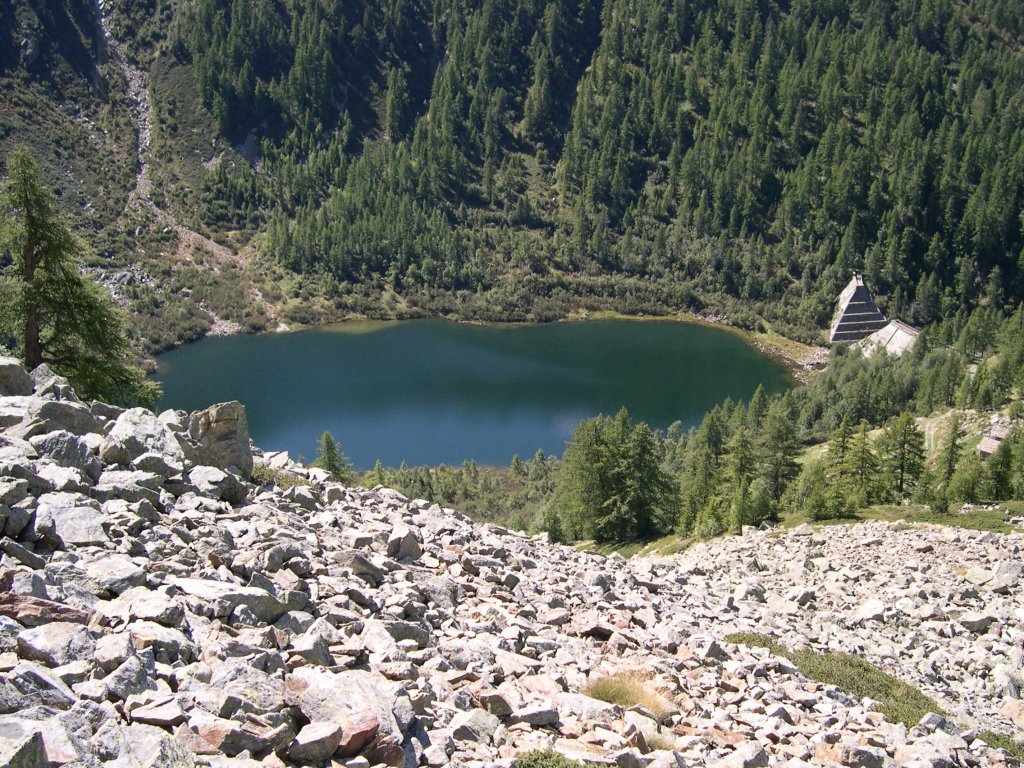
[155,319,792,468]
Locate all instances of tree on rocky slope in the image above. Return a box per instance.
[552,408,678,543]
[313,431,354,484]
[0,147,159,407]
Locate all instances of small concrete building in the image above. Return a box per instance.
[830,273,889,343]
[856,319,921,358]
[978,421,1014,458]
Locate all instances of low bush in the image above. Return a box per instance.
[251,462,309,489]
[513,750,587,768]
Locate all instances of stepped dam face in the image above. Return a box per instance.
[154,319,793,468]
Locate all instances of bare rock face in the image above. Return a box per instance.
[186,401,252,478]
[287,722,343,762]
[0,727,46,768]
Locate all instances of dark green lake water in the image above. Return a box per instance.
[155,319,792,468]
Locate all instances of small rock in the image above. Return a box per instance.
[449,709,500,744]
[288,722,343,762]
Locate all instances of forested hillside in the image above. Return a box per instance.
[2,0,1024,342]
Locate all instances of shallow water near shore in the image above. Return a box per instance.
[155,318,792,469]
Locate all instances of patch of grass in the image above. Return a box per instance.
[576,539,647,558]
[782,502,1023,535]
[853,503,1019,532]
[513,750,587,768]
[576,533,693,558]
[980,730,1024,760]
[252,462,309,489]
[584,672,675,720]
[726,632,943,729]
[645,734,676,752]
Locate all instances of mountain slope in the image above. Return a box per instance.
[2,0,1024,348]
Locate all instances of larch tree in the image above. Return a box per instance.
[878,412,925,500]
[313,431,354,484]
[553,408,677,543]
[0,147,159,407]
[757,398,801,500]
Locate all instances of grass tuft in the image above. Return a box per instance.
[645,734,676,752]
[979,730,1024,760]
[783,502,1024,534]
[576,533,693,558]
[729,634,1024,762]
[584,672,675,720]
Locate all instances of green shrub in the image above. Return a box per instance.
[513,750,586,768]
[252,462,309,489]
[979,730,1024,760]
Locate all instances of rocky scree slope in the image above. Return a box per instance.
[0,355,1018,768]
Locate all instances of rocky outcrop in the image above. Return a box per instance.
[0,359,1019,768]
[0,358,33,398]
[187,401,253,478]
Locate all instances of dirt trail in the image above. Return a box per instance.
[94,0,236,266]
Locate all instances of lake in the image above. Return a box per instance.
[155,319,793,468]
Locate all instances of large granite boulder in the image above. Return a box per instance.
[0,358,33,397]
[99,409,186,470]
[7,398,99,438]
[187,401,252,478]
[31,492,109,548]
[28,431,102,481]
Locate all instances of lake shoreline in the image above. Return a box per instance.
[188,308,826,385]
[156,318,795,468]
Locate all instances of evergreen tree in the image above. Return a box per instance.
[948,452,986,503]
[877,412,925,500]
[313,431,354,483]
[987,438,1013,500]
[511,453,526,477]
[720,425,756,532]
[843,420,880,507]
[678,407,727,534]
[757,399,800,500]
[384,66,410,141]
[0,148,159,407]
[746,384,769,431]
[366,458,386,487]
[554,408,678,542]
[938,413,962,488]
[828,415,853,469]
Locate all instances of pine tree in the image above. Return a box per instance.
[843,420,880,507]
[0,148,159,407]
[721,425,756,532]
[877,412,925,500]
[938,413,962,488]
[313,431,354,483]
[746,384,769,431]
[366,458,386,487]
[828,415,853,468]
[554,408,677,543]
[384,66,410,141]
[757,399,800,500]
